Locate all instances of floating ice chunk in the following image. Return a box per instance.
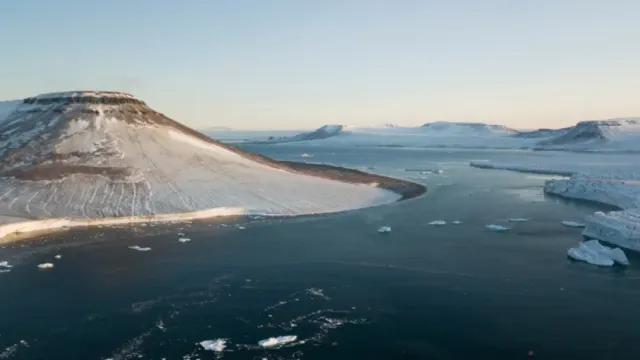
[237,226,246,230]
[378,226,392,233]
[178,237,191,243]
[0,261,11,273]
[508,218,528,222]
[562,221,586,228]
[581,240,630,266]
[486,224,509,232]
[567,242,614,266]
[258,335,297,348]
[38,263,54,269]
[301,153,312,158]
[128,245,151,251]
[54,255,62,259]
[428,220,446,226]
[199,339,227,352]
[452,220,462,225]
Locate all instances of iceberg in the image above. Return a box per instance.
[562,221,586,228]
[567,240,629,266]
[128,245,151,251]
[54,254,62,259]
[452,220,462,225]
[428,220,446,226]
[178,237,191,243]
[38,263,54,269]
[378,226,392,233]
[258,335,297,348]
[486,224,509,232]
[0,260,12,273]
[469,157,640,252]
[199,339,226,352]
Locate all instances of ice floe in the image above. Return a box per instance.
[428,220,446,226]
[567,240,629,266]
[452,220,462,225]
[378,226,392,233]
[486,224,509,232]
[469,157,640,252]
[508,218,529,222]
[38,263,54,269]
[258,335,297,348]
[562,220,586,228]
[199,339,227,352]
[0,261,12,272]
[54,254,62,259]
[178,237,191,243]
[128,245,151,251]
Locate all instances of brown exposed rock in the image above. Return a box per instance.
[4,165,131,181]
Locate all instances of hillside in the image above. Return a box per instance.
[0,91,423,235]
[535,118,640,151]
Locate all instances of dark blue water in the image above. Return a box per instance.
[1,146,638,360]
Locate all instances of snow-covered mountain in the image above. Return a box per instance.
[512,128,571,139]
[420,121,518,135]
[265,121,532,148]
[248,118,640,152]
[0,91,422,235]
[535,118,640,151]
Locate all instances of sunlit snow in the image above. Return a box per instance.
[258,335,297,348]
[199,339,226,352]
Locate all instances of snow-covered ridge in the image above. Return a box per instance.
[23,91,143,105]
[241,118,640,152]
[0,90,425,242]
[536,118,640,151]
[421,121,518,135]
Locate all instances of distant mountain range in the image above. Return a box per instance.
[229,118,640,152]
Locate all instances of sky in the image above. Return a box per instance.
[0,0,639,130]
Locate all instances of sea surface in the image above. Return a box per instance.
[1,146,638,360]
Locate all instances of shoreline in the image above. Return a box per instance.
[469,160,640,252]
[0,162,426,244]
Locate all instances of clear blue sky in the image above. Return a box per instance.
[1,0,638,130]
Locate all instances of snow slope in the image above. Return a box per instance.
[535,118,640,152]
[0,91,419,239]
[470,153,640,251]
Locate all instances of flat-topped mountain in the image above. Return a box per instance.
[0,91,423,232]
